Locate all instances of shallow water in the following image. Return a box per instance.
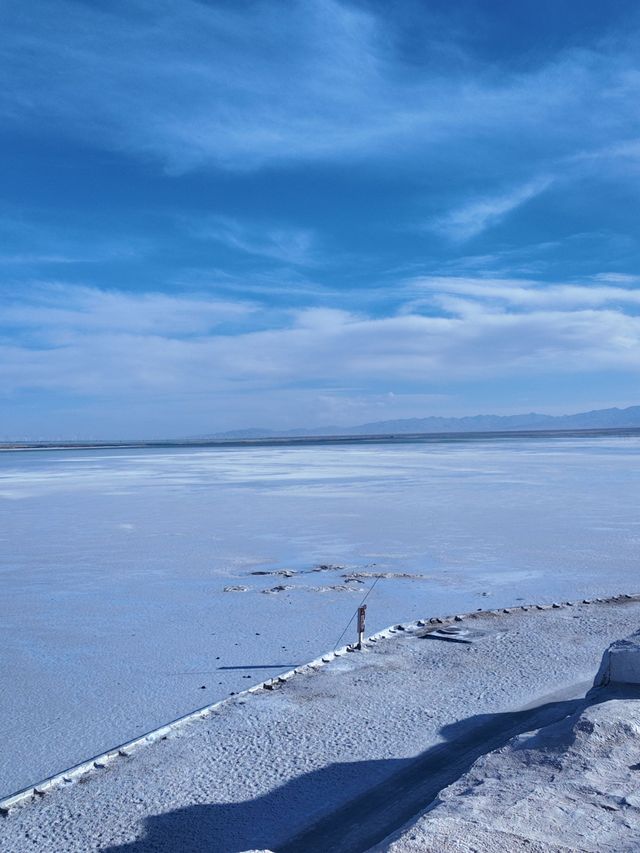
[1,434,639,795]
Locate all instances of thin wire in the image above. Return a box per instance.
[333,575,382,651]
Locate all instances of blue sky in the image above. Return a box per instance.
[2,0,640,438]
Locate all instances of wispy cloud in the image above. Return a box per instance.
[406,275,640,311]
[191,217,317,266]
[1,284,255,338]
[0,254,94,265]
[429,176,554,241]
[2,2,639,173]
[0,212,146,266]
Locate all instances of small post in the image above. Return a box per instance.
[357,604,367,650]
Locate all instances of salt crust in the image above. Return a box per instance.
[2,595,640,852]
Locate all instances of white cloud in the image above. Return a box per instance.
[1,284,255,338]
[407,275,640,310]
[2,281,640,409]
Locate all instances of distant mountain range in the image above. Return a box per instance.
[207,405,640,439]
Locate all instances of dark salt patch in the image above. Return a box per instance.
[250,569,297,577]
[261,585,294,594]
[308,564,346,573]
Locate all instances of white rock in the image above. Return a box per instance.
[595,630,640,686]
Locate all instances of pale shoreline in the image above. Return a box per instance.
[2,595,640,852]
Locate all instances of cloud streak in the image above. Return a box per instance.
[1,284,255,338]
[406,275,640,311]
[3,1,640,174]
[429,177,554,241]
[191,217,317,266]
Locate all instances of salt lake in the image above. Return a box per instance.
[1,433,640,796]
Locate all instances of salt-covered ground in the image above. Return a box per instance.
[372,697,640,853]
[2,598,640,852]
[2,435,640,796]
